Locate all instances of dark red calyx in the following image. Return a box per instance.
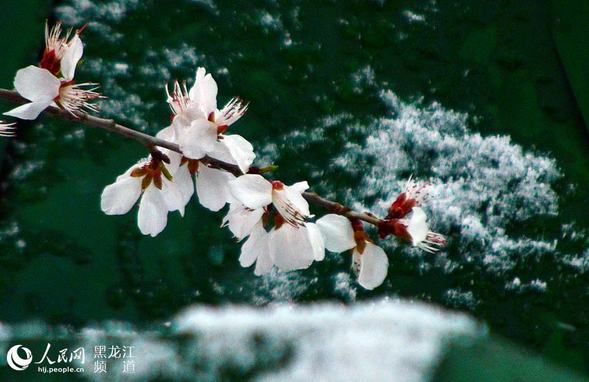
[131,159,165,190]
[378,219,412,241]
[350,218,364,233]
[180,157,199,175]
[151,149,170,164]
[349,218,367,253]
[386,192,415,219]
[273,213,285,229]
[40,50,61,75]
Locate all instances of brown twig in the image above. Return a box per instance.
[0,88,383,226]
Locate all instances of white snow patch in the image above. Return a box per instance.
[175,300,479,382]
[0,301,479,381]
[334,91,561,279]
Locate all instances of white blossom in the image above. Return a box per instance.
[234,219,325,275]
[40,21,85,79]
[4,23,99,120]
[238,222,273,276]
[226,174,325,273]
[221,200,266,241]
[174,160,236,212]
[101,156,184,237]
[316,214,388,290]
[269,221,324,271]
[155,125,236,212]
[166,67,254,172]
[398,207,446,253]
[229,174,311,227]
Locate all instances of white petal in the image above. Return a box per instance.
[171,114,192,134]
[208,134,255,174]
[196,165,236,211]
[269,224,316,271]
[316,214,356,253]
[156,124,176,141]
[13,66,60,102]
[185,103,208,122]
[174,164,195,206]
[356,243,389,290]
[137,187,168,237]
[207,139,234,167]
[306,223,325,261]
[163,150,182,175]
[161,178,186,216]
[115,163,138,181]
[61,34,83,81]
[254,256,273,275]
[223,204,265,241]
[178,119,218,159]
[254,243,274,275]
[229,174,272,209]
[188,67,205,99]
[283,183,311,217]
[100,174,142,215]
[289,181,309,194]
[4,101,53,120]
[155,126,182,174]
[407,207,429,245]
[188,67,218,115]
[224,134,255,174]
[239,223,263,267]
[272,186,310,226]
[239,222,272,275]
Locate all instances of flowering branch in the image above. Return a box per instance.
[0,87,383,225]
[0,21,447,290]
[0,88,243,173]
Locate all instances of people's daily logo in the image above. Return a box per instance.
[6,345,33,371]
[4,343,135,375]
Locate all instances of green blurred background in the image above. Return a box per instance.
[0,0,588,380]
